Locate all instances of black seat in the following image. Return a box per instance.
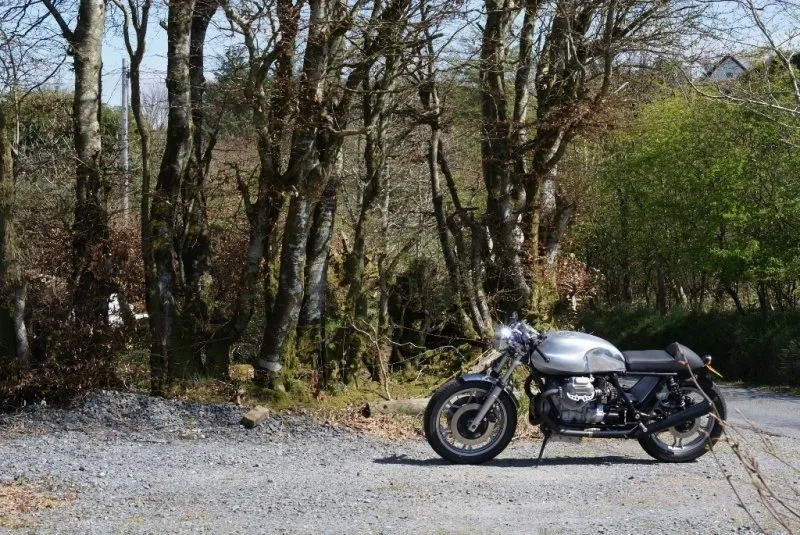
[623,343,704,373]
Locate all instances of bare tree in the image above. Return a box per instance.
[0,4,64,367]
[693,0,800,120]
[476,0,700,317]
[415,0,493,339]
[341,0,418,381]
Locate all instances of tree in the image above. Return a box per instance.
[43,0,116,326]
[0,4,65,367]
[475,0,701,318]
[693,0,800,123]
[148,0,195,394]
[578,93,800,314]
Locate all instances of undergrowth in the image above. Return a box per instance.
[577,309,800,386]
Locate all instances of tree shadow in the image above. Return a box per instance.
[373,454,658,467]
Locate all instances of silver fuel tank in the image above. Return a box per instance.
[533,331,626,375]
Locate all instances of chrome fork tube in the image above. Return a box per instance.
[467,355,522,432]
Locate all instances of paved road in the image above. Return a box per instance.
[0,388,798,534]
[723,386,800,438]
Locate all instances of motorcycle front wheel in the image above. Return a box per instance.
[423,379,517,464]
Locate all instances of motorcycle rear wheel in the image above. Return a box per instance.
[638,378,726,463]
[424,379,517,464]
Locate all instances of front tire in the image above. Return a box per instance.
[424,379,517,464]
[638,377,727,463]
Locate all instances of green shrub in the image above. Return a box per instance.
[577,309,800,385]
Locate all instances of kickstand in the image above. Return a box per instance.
[535,434,549,467]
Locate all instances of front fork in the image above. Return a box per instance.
[467,352,524,432]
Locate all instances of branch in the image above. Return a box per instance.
[41,0,73,42]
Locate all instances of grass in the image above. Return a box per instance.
[109,348,546,441]
[0,480,75,529]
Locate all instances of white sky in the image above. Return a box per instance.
[8,0,800,109]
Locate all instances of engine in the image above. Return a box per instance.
[548,376,620,425]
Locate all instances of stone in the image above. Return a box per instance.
[240,406,270,429]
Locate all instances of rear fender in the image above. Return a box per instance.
[457,373,520,408]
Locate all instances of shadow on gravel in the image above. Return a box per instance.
[374,454,656,467]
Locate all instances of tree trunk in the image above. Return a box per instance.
[428,125,473,335]
[257,0,344,378]
[756,282,771,316]
[169,0,219,378]
[297,182,337,383]
[0,105,28,367]
[179,0,217,305]
[344,126,386,380]
[258,193,313,373]
[12,284,29,368]
[722,283,744,315]
[656,261,667,316]
[479,0,528,318]
[149,0,195,394]
[64,0,113,325]
[121,0,156,361]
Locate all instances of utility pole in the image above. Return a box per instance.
[120,58,130,218]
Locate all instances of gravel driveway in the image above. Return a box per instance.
[1,387,799,534]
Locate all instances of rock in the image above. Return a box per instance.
[364,398,429,416]
[240,406,271,429]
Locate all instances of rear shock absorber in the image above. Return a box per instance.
[667,377,685,408]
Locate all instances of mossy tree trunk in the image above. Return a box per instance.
[216,0,302,379]
[342,0,412,382]
[45,0,115,326]
[257,0,352,378]
[417,4,491,338]
[0,105,29,367]
[148,0,195,394]
[297,182,337,384]
[172,0,219,378]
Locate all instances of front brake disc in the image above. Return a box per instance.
[450,403,496,445]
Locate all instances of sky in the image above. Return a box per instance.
[9,0,800,110]
[100,5,235,107]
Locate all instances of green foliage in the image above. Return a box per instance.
[576,92,800,308]
[579,309,800,385]
[206,48,253,138]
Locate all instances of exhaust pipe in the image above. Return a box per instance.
[641,400,711,435]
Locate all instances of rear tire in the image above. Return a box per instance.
[424,379,517,464]
[638,377,726,463]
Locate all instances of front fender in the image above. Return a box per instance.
[457,373,520,408]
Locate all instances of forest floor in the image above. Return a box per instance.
[0,387,799,534]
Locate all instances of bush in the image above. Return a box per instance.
[577,309,800,385]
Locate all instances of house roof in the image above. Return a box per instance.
[705,55,749,77]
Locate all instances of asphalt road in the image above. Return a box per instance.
[723,386,800,438]
[0,387,798,534]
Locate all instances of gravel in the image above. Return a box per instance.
[1,387,799,534]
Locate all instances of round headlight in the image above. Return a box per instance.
[492,326,513,351]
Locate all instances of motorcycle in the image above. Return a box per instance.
[424,321,727,464]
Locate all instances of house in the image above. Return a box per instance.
[705,55,749,80]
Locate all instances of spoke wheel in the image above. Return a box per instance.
[424,379,517,464]
[638,378,726,463]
